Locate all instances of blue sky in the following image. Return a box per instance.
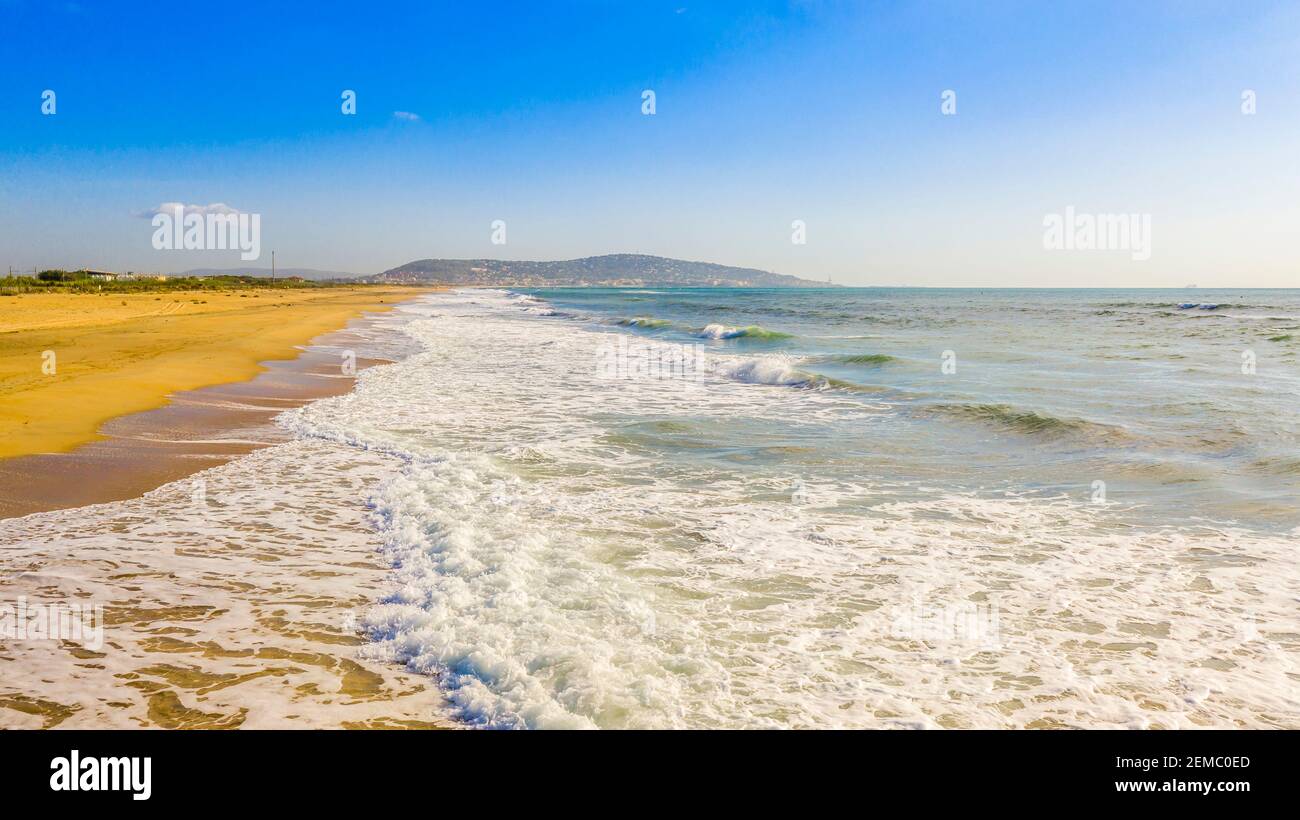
[1,0,1297,285]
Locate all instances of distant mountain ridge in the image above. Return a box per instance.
[362,254,825,287]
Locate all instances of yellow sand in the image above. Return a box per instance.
[0,287,423,459]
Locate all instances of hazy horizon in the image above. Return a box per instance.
[2,1,1298,287]
[50,257,1300,289]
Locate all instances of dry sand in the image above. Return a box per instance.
[0,287,418,460]
[0,323,400,519]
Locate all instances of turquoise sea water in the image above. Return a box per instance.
[523,286,1300,531]
[271,287,1299,727]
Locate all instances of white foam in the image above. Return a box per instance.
[276,289,1300,728]
[712,354,819,388]
[697,322,744,339]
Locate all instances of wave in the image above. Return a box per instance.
[1248,455,1300,476]
[816,353,896,367]
[713,358,823,388]
[694,323,793,340]
[614,316,674,329]
[1174,302,1287,313]
[1099,301,1280,312]
[274,288,1300,729]
[932,403,1130,441]
[712,357,872,392]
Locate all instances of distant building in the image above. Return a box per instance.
[84,270,120,281]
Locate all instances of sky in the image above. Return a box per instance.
[0,0,1298,287]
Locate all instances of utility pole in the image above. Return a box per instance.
[271,251,275,281]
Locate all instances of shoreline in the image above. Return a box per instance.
[0,286,427,461]
[0,287,431,519]
[0,289,455,728]
[0,439,455,729]
[0,324,397,519]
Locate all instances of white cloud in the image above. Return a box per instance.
[135,202,242,219]
[392,111,421,122]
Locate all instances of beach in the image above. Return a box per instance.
[0,287,421,517]
[2,286,1298,729]
[0,437,451,729]
[0,286,453,728]
[0,287,419,460]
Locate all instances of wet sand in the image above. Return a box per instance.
[0,332,389,519]
[0,438,452,729]
[0,295,456,728]
[0,287,420,460]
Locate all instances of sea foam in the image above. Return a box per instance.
[275,289,1300,729]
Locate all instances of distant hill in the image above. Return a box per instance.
[361,254,825,287]
[178,267,361,281]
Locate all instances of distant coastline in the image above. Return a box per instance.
[138,254,825,287]
[357,254,828,288]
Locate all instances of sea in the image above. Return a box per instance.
[12,287,1300,728]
